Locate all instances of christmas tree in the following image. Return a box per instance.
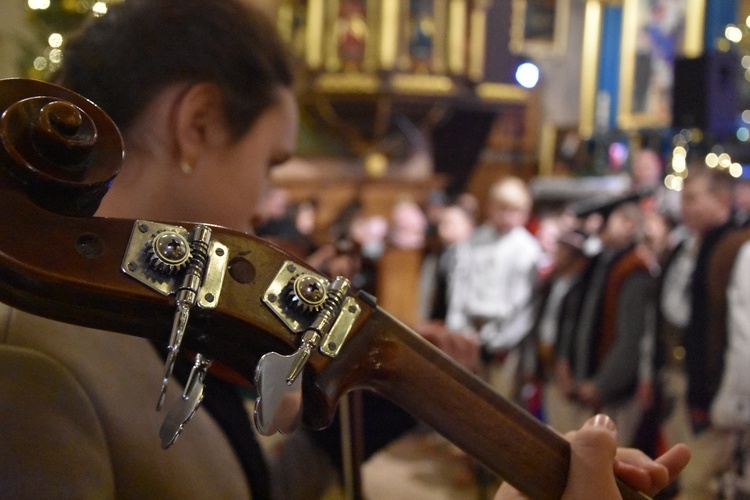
[20,0,119,80]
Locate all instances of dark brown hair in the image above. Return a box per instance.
[55,0,293,140]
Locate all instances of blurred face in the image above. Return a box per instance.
[680,176,726,234]
[643,211,670,255]
[486,200,529,234]
[632,150,662,188]
[295,202,316,236]
[438,206,474,245]
[191,89,298,232]
[535,217,561,255]
[599,209,634,249]
[259,187,291,223]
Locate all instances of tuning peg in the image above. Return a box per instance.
[158,299,193,410]
[285,329,321,385]
[254,273,357,436]
[159,353,211,448]
[156,225,212,410]
[254,351,303,436]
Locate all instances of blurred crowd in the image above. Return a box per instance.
[258,148,750,499]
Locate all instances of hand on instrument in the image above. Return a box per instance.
[494,414,691,499]
[416,321,480,371]
[575,380,602,408]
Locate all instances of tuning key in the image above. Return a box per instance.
[254,351,303,436]
[285,330,321,385]
[158,300,193,410]
[159,353,211,448]
[254,328,320,435]
[255,271,357,436]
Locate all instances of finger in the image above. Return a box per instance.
[493,482,527,500]
[613,444,692,496]
[654,444,691,491]
[614,455,664,494]
[562,414,620,500]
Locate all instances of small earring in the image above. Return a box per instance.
[180,160,193,175]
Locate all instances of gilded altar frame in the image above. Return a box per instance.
[578,0,705,137]
[509,0,571,56]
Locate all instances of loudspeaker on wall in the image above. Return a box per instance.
[672,51,738,137]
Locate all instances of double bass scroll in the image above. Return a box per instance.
[0,78,122,217]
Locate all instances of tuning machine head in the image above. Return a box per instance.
[263,262,330,333]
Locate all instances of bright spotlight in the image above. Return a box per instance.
[515,62,539,89]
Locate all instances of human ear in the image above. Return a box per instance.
[174,83,227,169]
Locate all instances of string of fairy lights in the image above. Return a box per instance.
[24,0,114,79]
[666,133,745,192]
[665,14,750,191]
